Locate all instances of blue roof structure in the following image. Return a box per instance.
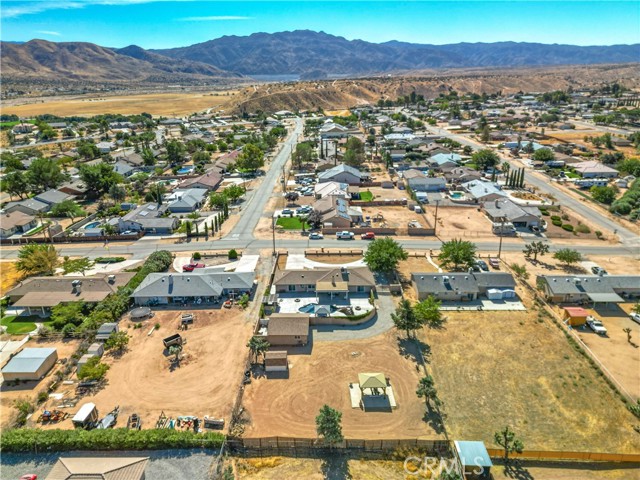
[454,440,493,468]
[2,348,56,374]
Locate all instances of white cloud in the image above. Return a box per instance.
[178,16,253,21]
[36,30,62,37]
[2,0,195,19]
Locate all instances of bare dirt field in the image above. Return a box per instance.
[361,205,428,230]
[1,338,80,431]
[358,185,408,201]
[36,308,252,431]
[423,309,640,453]
[305,254,363,265]
[425,205,504,240]
[241,329,443,440]
[1,91,239,117]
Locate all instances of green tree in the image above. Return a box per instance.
[533,148,555,163]
[391,299,422,338]
[224,184,245,203]
[105,331,130,353]
[480,125,490,143]
[416,375,440,408]
[16,244,59,276]
[315,405,344,446]
[247,337,270,364]
[109,184,127,203]
[553,248,582,267]
[26,157,67,192]
[413,296,443,328]
[2,170,29,199]
[523,241,549,262]
[62,256,94,276]
[510,263,530,280]
[141,147,156,166]
[77,356,110,381]
[77,140,100,160]
[166,140,186,163]
[471,149,499,171]
[210,192,228,209]
[438,239,477,271]
[494,426,524,464]
[51,200,86,221]
[236,143,264,171]
[169,344,183,366]
[292,142,316,169]
[590,185,617,204]
[50,301,85,330]
[79,163,123,196]
[363,237,408,274]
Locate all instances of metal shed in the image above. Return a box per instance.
[1,347,57,382]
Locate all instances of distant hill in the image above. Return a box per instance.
[155,30,640,78]
[0,39,241,83]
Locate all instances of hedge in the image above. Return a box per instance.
[562,224,574,232]
[551,219,562,227]
[94,257,126,263]
[0,428,225,453]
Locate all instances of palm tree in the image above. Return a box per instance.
[247,337,270,365]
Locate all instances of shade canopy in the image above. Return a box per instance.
[358,372,387,390]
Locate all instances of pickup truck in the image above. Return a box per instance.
[182,262,205,272]
[586,316,607,335]
[336,231,355,240]
[361,232,375,240]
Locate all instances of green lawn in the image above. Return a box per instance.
[359,191,374,202]
[276,217,310,230]
[1,315,48,335]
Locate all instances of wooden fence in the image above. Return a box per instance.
[305,249,364,256]
[486,448,640,463]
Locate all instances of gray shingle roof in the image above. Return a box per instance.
[412,272,515,295]
[538,275,640,296]
[131,271,255,299]
[34,189,72,205]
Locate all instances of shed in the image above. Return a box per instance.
[96,322,118,341]
[563,306,589,326]
[266,314,309,346]
[265,351,288,372]
[453,440,492,479]
[1,347,57,382]
[87,343,104,357]
[77,354,97,373]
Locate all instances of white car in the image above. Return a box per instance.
[586,316,607,335]
[630,313,640,325]
[309,232,324,240]
[336,231,355,240]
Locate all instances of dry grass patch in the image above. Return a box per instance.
[0,262,23,295]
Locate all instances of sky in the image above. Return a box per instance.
[1,0,639,49]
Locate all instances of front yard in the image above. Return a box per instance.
[1,315,48,335]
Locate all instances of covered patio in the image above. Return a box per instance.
[349,372,397,411]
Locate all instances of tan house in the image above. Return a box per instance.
[264,313,309,346]
[0,211,38,238]
[273,266,375,301]
[45,457,149,480]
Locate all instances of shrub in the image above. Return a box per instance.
[228,249,238,260]
[595,230,603,239]
[94,257,126,263]
[551,219,562,227]
[540,210,550,216]
[37,391,49,404]
[77,357,109,381]
[192,252,202,260]
[575,224,591,234]
[14,400,34,427]
[0,428,225,453]
[561,224,574,232]
[550,215,561,222]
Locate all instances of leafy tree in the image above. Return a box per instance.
[494,426,524,464]
[247,337,270,364]
[26,157,67,192]
[236,143,264,171]
[209,193,228,209]
[16,244,59,276]
[62,257,94,276]
[315,405,344,446]
[2,170,29,199]
[413,296,443,328]
[523,241,549,262]
[78,356,110,381]
[363,237,408,274]
[438,239,477,271]
[306,210,322,229]
[292,142,316,168]
[51,200,86,221]
[166,140,186,163]
[471,149,499,171]
[79,163,123,196]
[50,301,85,330]
[617,158,640,177]
[224,184,244,202]
[510,263,530,280]
[343,137,365,167]
[590,185,617,204]
[76,140,100,160]
[105,331,130,353]
[553,248,582,267]
[391,299,422,338]
[141,147,156,166]
[533,148,555,163]
[416,375,440,408]
[109,184,127,203]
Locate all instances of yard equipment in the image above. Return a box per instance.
[156,411,168,429]
[127,413,142,430]
[163,333,183,348]
[38,409,69,423]
[203,416,225,430]
[96,405,120,429]
[181,313,195,325]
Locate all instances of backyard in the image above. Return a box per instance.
[1,315,49,335]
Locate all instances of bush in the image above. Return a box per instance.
[540,210,550,216]
[575,224,591,234]
[37,391,49,404]
[0,428,225,452]
[551,219,562,227]
[94,257,126,263]
[595,230,603,239]
[192,252,202,260]
[228,249,238,260]
[550,215,561,222]
[561,224,574,232]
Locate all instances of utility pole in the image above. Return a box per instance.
[498,216,505,259]
[271,216,277,257]
[433,199,440,236]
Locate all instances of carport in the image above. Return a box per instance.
[586,292,624,307]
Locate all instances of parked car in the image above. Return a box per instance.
[529,225,541,233]
[303,190,314,196]
[20,476,37,480]
[281,209,294,216]
[336,231,355,240]
[361,232,375,240]
[586,316,607,335]
[591,266,608,275]
[182,262,205,272]
[309,232,324,240]
[630,313,640,325]
[488,257,500,269]
[475,259,489,272]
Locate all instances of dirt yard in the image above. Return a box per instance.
[1,338,80,431]
[361,206,428,230]
[305,254,363,265]
[423,309,640,453]
[36,308,252,431]
[425,205,505,240]
[241,329,444,440]
[1,90,240,117]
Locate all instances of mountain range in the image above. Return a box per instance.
[2,30,638,84]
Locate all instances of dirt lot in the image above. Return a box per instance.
[423,309,640,453]
[35,308,252,431]
[362,206,429,230]
[1,338,80,431]
[305,254,363,265]
[359,185,409,201]
[1,91,240,117]
[425,205,505,240]
[241,329,443,440]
